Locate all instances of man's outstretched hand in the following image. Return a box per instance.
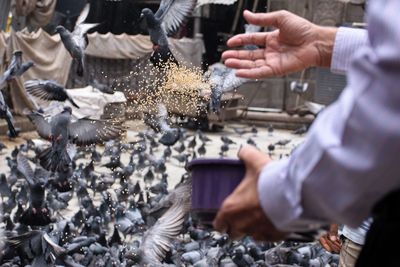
[213,145,287,241]
[222,10,337,79]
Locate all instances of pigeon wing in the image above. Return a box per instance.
[68,118,124,146]
[26,111,52,139]
[156,0,197,35]
[221,69,247,93]
[74,4,90,29]
[141,199,188,263]
[42,233,67,256]
[72,3,98,47]
[72,23,99,49]
[25,80,68,102]
[16,152,35,186]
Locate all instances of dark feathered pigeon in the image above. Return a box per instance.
[6,230,67,264]
[17,153,51,226]
[140,0,196,67]
[208,24,261,112]
[24,79,80,108]
[0,91,18,138]
[55,4,98,76]
[26,107,124,172]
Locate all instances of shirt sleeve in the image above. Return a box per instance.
[330,27,368,75]
[258,0,400,232]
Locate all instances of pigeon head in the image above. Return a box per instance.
[140,8,157,26]
[13,50,22,57]
[55,26,66,35]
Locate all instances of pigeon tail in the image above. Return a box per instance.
[5,116,18,138]
[39,147,71,173]
[150,46,179,68]
[68,97,80,109]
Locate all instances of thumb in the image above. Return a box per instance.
[243,10,284,28]
[238,145,269,176]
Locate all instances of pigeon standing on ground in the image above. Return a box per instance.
[24,79,80,108]
[56,4,99,76]
[140,0,197,67]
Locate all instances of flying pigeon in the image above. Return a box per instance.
[208,24,261,112]
[24,79,80,108]
[140,0,197,67]
[26,107,124,172]
[56,4,99,76]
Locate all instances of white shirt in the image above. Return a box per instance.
[258,0,400,232]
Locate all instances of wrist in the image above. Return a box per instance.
[314,26,338,68]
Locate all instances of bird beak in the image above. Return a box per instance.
[139,13,144,21]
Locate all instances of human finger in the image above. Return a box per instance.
[243,10,287,28]
[224,58,266,70]
[226,32,269,48]
[221,49,265,61]
[319,236,333,252]
[235,67,275,79]
[237,145,268,169]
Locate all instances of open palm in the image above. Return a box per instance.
[222,10,336,79]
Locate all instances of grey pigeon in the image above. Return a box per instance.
[55,4,98,76]
[1,51,34,91]
[208,24,261,112]
[140,0,196,67]
[26,107,124,172]
[24,79,80,108]
[0,91,18,138]
[144,104,180,146]
[0,51,25,86]
[16,153,51,226]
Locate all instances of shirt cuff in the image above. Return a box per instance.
[257,159,300,231]
[331,27,368,75]
[257,159,326,232]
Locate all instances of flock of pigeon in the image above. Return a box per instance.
[0,0,339,266]
[0,123,340,267]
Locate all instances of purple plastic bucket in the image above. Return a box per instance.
[186,158,246,225]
